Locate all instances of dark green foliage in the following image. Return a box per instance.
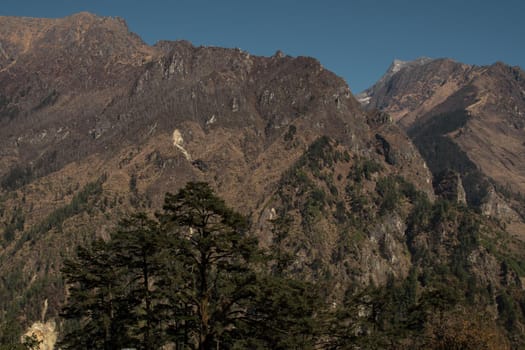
[1,166,33,191]
[0,267,25,320]
[0,177,107,330]
[1,152,62,192]
[60,182,320,349]
[158,182,259,349]
[283,124,297,142]
[301,185,327,231]
[502,257,525,278]
[329,271,478,349]
[33,90,59,110]
[278,137,355,236]
[21,335,41,350]
[21,176,105,244]
[375,175,415,216]
[2,206,25,244]
[111,214,166,348]
[409,110,490,206]
[60,239,131,350]
[237,215,322,349]
[334,201,346,224]
[129,173,138,193]
[345,184,369,222]
[497,292,519,331]
[375,175,418,217]
[292,136,341,174]
[0,318,24,350]
[61,213,168,350]
[232,276,319,350]
[274,135,525,346]
[0,318,41,350]
[409,200,482,285]
[0,264,64,333]
[0,94,20,121]
[406,193,432,256]
[376,176,400,214]
[349,158,383,183]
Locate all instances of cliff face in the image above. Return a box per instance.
[1,13,524,348]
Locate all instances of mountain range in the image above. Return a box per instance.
[0,12,524,349]
[359,56,525,235]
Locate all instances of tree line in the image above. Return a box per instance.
[58,181,520,349]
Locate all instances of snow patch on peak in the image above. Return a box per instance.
[388,57,432,75]
[357,57,435,106]
[391,59,407,74]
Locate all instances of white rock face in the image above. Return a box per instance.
[356,94,371,105]
[231,97,239,112]
[206,114,216,125]
[390,59,410,74]
[269,207,277,220]
[172,129,191,160]
[23,320,57,350]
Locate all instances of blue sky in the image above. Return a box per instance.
[2,0,524,92]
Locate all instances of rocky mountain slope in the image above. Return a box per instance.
[1,13,524,348]
[0,10,430,321]
[360,57,525,237]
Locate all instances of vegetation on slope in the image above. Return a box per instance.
[1,137,525,349]
[270,136,525,348]
[408,110,490,207]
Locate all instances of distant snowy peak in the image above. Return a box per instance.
[357,57,434,105]
[388,57,433,75]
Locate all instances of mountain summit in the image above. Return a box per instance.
[356,57,434,105]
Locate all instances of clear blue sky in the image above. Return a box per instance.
[2,0,524,92]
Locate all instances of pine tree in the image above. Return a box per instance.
[60,239,131,349]
[232,275,320,350]
[110,213,166,349]
[226,213,321,349]
[159,182,260,349]
[60,182,326,349]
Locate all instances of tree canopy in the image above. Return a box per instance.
[60,182,319,350]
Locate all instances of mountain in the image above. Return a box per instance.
[361,57,525,237]
[356,57,434,106]
[1,13,525,348]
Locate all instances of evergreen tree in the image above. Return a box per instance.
[0,319,41,350]
[110,213,166,349]
[60,182,325,349]
[60,239,131,349]
[227,213,322,349]
[159,182,260,349]
[232,275,320,350]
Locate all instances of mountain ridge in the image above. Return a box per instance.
[361,56,525,238]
